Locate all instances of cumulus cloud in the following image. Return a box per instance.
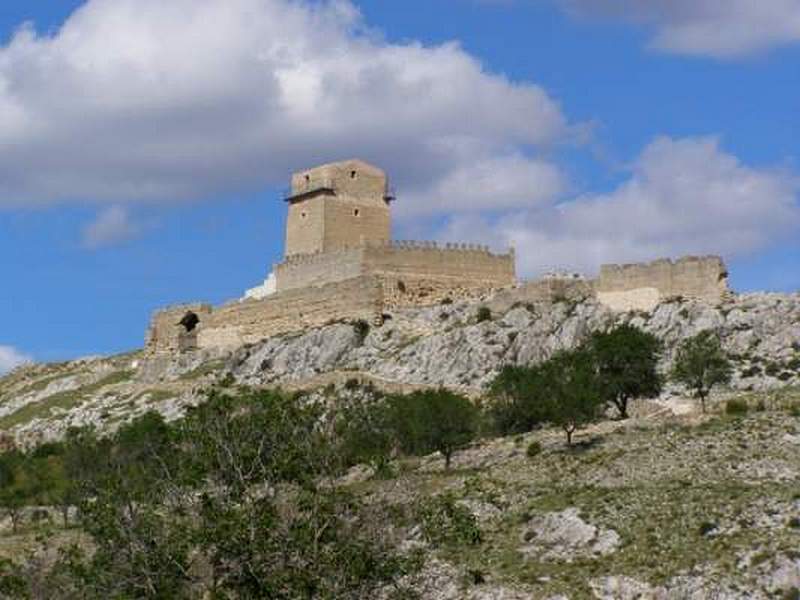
[399,153,566,218]
[82,205,141,248]
[437,136,800,276]
[560,0,800,58]
[0,0,567,213]
[0,345,32,374]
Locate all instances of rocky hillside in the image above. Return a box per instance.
[1,291,799,445]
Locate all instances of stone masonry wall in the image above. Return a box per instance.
[145,303,214,353]
[594,256,729,311]
[146,276,383,354]
[275,247,365,292]
[364,241,516,283]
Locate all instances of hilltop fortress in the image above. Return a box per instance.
[146,159,730,354]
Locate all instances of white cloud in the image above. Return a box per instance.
[82,205,140,248]
[399,152,566,217]
[0,345,32,374]
[437,136,800,276]
[0,0,567,211]
[561,0,800,58]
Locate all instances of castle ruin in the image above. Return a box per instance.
[146,159,730,354]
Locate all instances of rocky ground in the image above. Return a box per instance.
[361,387,800,599]
[1,291,798,446]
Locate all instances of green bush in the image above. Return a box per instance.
[526,440,542,458]
[353,319,370,343]
[740,365,762,378]
[476,306,492,323]
[417,493,482,547]
[765,362,782,377]
[725,398,749,416]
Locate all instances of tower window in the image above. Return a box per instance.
[353,209,360,217]
[301,211,308,219]
[304,174,310,184]
[350,170,357,179]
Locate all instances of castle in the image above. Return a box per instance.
[146,159,730,354]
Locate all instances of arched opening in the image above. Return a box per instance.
[179,312,200,333]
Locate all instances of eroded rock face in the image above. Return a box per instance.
[226,292,800,394]
[519,508,620,561]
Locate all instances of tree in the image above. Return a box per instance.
[0,451,28,533]
[590,324,663,419]
[487,365,551,435]
[671,330,732,413]
[387,389,479,470]
[541,349,605,446]
[29,390,413,599]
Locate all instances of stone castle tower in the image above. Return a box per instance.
[284,159,393,257]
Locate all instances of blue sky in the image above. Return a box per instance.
[1,0,799,369]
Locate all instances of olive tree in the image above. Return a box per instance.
[590,324,663,419]
[671,330,732,413]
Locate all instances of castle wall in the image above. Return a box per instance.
[274,247,365,292]
[487,278,594,313]
[144,276,384,354]
[198,275,382,349]
[145,303,214,353]
[594,256,729,311]
[363,242,515,282]
[365,242,516,307]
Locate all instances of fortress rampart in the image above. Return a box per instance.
[147,276,383,353]
[144,159,732,355]
[274,240,516,296]
[594,255,729,311]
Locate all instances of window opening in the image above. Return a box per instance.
[179,312,200,333]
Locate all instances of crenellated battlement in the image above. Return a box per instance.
[599,255,726,276]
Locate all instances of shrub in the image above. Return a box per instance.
[765,362,782,377]
[476,306,492,323]
[417,493,482,547]
[440,297,453,305]
[725,398,749,416]
[526,440,542,458]
[740,365,762,378]
[353,319,370,343]
[698,521,718,536]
